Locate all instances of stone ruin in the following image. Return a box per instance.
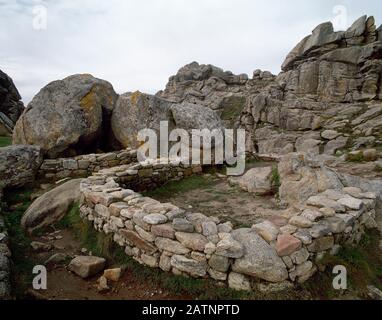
[76,152,378,291]
[1,15,382,296]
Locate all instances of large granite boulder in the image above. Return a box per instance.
[111,92,174,149]
[0,145,43,189]
[0,70,24,135]
[240,16,382,155]
[21,179,82,234]
[231,228,288,283]
[111,92,225,149]
[13,74,118,158]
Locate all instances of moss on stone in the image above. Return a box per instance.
[0,136,12,147]
[220,96,246,126]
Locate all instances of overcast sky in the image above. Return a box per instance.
[0,0,381,104]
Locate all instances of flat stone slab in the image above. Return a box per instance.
[171,255,207,277]
[68,256,106,278]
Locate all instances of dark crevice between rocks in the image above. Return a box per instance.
[48,106,123,159]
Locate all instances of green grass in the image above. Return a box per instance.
[0,136,12,147]
[2,187,37,297]
[346,152,364,163]
[305,230,382,299]
[270,166,281,194]
[220,96,246,125]
[143,175,216,199]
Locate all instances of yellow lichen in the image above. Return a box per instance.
[80,90,97,111]
[130,91,142,105]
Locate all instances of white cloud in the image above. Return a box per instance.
[0,0,381,104]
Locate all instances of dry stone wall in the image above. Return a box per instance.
[38,148,137,182]
[78,156,377,291]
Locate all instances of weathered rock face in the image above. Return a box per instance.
[0,70,24,135]
[0,145,43,189]
[13,74,119,158]
[237,166,273,195]
[157,62,275,128]
[241,16,382,155]
[111,92,175,149]
[170,102,224,133]
[111,92,224,149]
[21,179,82,234]
[278,152,343,205]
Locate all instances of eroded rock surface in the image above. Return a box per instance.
[240,16,382,156]
[158,62,275,129]
[0,70,24,135]
[0,145,43,189]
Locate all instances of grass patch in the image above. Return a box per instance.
[220,96,246,124]
[270,166,281,194]
[2,187,37,297]
[57,203,115,260]
[346,152,364,163]
[304,230,382,299]
[0,136,12,147]
[143,175,215,199]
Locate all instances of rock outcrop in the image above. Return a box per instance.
[13,74,119,158]
[158,62,275,129]
[21,179,82,234]
[0,145,43,189]
[0,70,24,136]
[240,16,382,156]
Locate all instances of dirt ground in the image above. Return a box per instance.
[147,161,279,227]
[150,178,279,227]
[24,229,188,300]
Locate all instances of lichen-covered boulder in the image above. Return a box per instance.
[0,145,43,189]
[21,179,82,234]
[13,74,118,158]
[111,92,225,149]
[111,92,174,149]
